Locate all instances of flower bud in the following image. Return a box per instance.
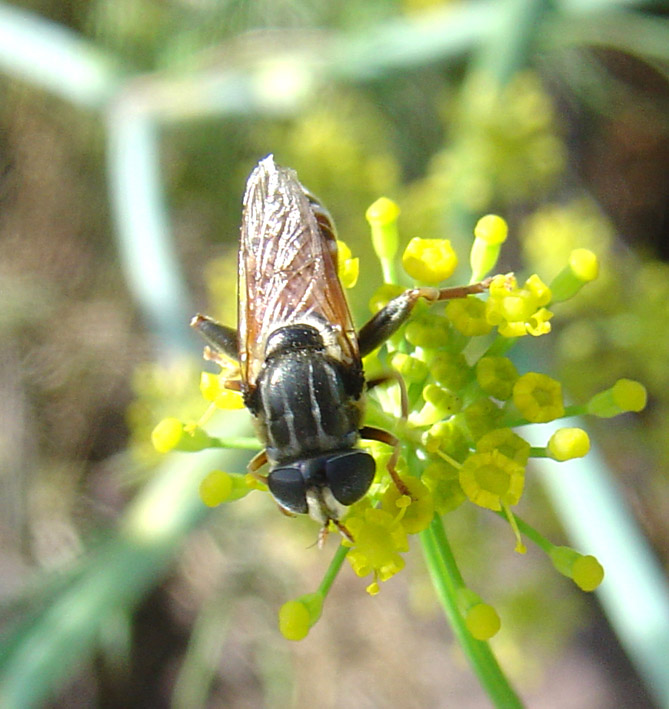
[548,428,590,461]
[402,237,458,283]
[470,214,508,282]
[550,546,604,592]
[279,593,323,641]
[586,379,647,418]
[549,249,599,302]
[366,197,400,260]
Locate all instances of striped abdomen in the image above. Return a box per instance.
[250,344,365,465]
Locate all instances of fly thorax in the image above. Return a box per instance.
[255,343,363,464]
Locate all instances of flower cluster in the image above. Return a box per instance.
[150,195,645,642]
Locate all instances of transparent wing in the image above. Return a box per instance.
[238,155,359,390]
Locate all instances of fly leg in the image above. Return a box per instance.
[191,314,239,361]
[191,313,242,389]
[359,425,411,498]
[358,279,492,357]
[363,370,412,497]
[247,448,269,484]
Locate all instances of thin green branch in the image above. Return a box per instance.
[541,10,669,65]
[208,436,261,451]
[0,3,121,108]
[0,446,232,708]
[493,509,553,554]
[318,545,350,598]
[420,516,523,708]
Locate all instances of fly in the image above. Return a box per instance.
[192,155,489,541]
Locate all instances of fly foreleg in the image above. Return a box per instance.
[191,313,242,388]
[191,314,239,361]
[357,279,492,357]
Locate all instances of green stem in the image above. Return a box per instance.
[501,403,586,428]
[380,255,398,286]
[420,516,523,708]
[493,509,553,554]
[211,435,261,450]
[484,335,518,358]
[318,544,350,598]
[563,404,587,418]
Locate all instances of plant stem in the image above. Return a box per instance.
[318,544,349,598]
[420,516,523,708]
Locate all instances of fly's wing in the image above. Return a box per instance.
[238,155,359,390]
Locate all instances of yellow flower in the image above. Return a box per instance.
[422,461,465,514]
[512,372,565,422]
[199,470,251,507]
[586,379,647,418]
[486,273,553,337]
[381,477,434,534]
[457,589,501,640]
[474,214,508,245]
[446,297,492,337]
[550,547,604,592]
[409,384,461,427]
[458,451,525,511]
[151,417,184,453]
[200,372,245,409]
[476,428,530,465]
[345,508,409,588]
[336,240,360,289]
[366,197,400,260]
[151,418,219,453]
[402,237,458,284]
[475,356,519,401]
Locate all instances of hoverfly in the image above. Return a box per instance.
[192,155,489,540]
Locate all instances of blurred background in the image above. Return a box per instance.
[1,0,668,707]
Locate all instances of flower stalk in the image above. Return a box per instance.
[421,516,523,708]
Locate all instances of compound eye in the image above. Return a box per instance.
[268,467,308,514]
[325,451,376,506]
